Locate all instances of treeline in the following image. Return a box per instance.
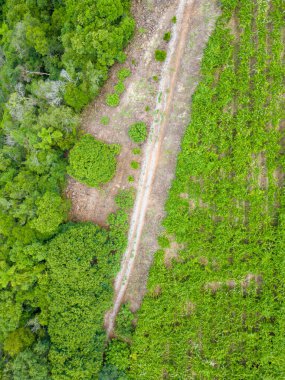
[0,0,134,378]
[110,0,285,378]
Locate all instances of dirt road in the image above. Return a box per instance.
[105,0,204,336]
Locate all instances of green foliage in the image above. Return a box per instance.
[171,16,177,23]
[130,161,139,169]
[115,303,135,340]
[47,223,123,379]
[128,175,134,183]
[155,49,167,62]
[115,189,135,210]
[30,192,68,235]
[117,68,131,81]
[163,32,171,42]
[127,1,285,379]
[68,134,119,187]
[106,93,120,107]
[101,115,110,125]
[157,235,170,248]
[132,147,141,155]
[106,340,130,372]
[4,328,35,357]
[128,122,148,143]
[114,81,126,95]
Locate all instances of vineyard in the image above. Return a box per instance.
[118,0,285,378]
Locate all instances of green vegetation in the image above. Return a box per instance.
[171,16,177,24]
[117,68,131,81]
[47,223,125,379]
[132,147,141,155]
[124,0,285,378]
[101,116,110,125]
[106,93,120,107]
[115,189,135,211]
[128,175,134,183]
[68,134,120,188]
[155,49,167,62]
[163,31,171,42]
[128,122,148,143]
[0,0,134,377]
[114,81,126,95]
[130,161,139,169]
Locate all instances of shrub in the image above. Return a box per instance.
[68,134,120,187]
[171,16,177,23]
[128,175,134,183]
[106,340,130,372]
[155,50,167,62]
[117,68,131,81]
[145,105,150,112]
[152,75,159,81]
[128,122,148,143]
[114,81,125,95]
[131,161,139,169]
[132,148,141,155]
[106,93,120,107]
[115,189,135,210]
[163,32,171,42]
[4,328,35,357]
[116,51,127,63]
[100,116,110,125]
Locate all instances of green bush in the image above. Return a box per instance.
[106,93,120,107]
[115,189,135,210]
[132,147,141,155]
[114,81,125,95]
[163,32,171,42]
[128,122,148,143]
[4,328,35,357]
[155,50,167,62]
[68,134,120,187]
[130,161,139,169]
[117,68,131,81]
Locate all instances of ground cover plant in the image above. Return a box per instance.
[0,0,134,377]
[128,122,148,143]
[155,49,167,62]
[121,0,285,378]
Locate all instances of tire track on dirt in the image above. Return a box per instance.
[105,0,196,336]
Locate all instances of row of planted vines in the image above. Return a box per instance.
[120,0,285,378]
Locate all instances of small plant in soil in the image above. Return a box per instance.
[128,175,134,183]
[128,122,148,143]
[114,81,125,95]
[145,105,150,112]
[155,50,167,62]
[117,68,131,81]
[131,161,139,170]
[163,32,171,42]
[132,147,141,155]
[171,16,177,23]
[152,75,159,81]
[100,116,110,125]
[106,93,120,107]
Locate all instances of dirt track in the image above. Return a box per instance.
[105,0,219,336]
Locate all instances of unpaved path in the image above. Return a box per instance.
[105,0,212,336]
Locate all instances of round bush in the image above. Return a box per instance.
[68,134,120,187]
[106,93,120,107]
[155,49,167,62]
[128,122,147,143]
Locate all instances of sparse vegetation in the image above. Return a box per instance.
[101,116,110,125]
[128,122,148,143]
[132,147,141,155]
[115,189,135,210]
[117,68,131,81]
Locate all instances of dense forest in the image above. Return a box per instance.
[109,0,285,378]
[0,0,134,378]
